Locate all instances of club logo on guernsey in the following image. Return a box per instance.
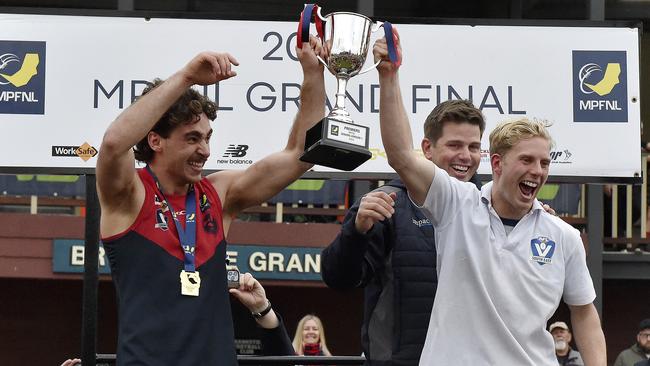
[199,194,210,212]
[154,195,169,231]
[530,236,555,265]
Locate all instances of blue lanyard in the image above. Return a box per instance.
[146,166,198,272]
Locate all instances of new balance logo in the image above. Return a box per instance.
[222,144,249,158]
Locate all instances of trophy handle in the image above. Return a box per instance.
[316,55,329,69]
[357,21,400,75]
[315,6,327,22]
[371,21,384,33]
[357,21,385,75]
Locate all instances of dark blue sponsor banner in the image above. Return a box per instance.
[572,50,627,122]
[52,239,321,281]
[52,239,111,274]
[0,40,46,114]
[226,245,322,281]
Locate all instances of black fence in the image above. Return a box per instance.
[95,354,366,365]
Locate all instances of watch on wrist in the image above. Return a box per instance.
[251,300,272,319]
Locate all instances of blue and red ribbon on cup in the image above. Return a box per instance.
[298,3,400,67]
[297,4,324,48]
[383,21,401,67]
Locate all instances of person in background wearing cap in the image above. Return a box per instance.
[550,321,584,366]
[615,318,650,366]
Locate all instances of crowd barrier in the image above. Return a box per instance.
[95,354,366,365]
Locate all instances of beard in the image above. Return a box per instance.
[638,341,650,353]
[554,340,567,351]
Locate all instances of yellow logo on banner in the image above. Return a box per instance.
[0,53,39,87]
[580,62,621,97]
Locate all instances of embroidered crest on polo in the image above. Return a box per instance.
[530,236,556,265]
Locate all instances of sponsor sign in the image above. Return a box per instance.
[0,40,46,114]
[52,239,111,274]
[217,144,253,165]
[0,14,640,179]
[53,239,322,281]
[51,142,98,162]
[572,50,628,122]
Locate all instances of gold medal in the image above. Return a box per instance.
[180,270,201,297]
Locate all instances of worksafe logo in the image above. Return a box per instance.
[572,51,627,122]
[52,142,98,162]
[0,41,46,114]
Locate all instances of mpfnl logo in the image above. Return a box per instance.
[0,41,46,114]
[572,50,627,122]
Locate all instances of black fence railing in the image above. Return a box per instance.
[95,354,366,365]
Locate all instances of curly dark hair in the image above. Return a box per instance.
[133,78,218,163]
[423,100,486,144]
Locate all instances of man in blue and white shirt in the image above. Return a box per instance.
[371,32,606,366]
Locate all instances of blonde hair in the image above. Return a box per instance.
[489,117,554,156]
[292,314,332,356]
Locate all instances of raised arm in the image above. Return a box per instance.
[211,35,326,216]
[375,31,434,205]
[322,190,396,289]
[569,303,606,366]
[229,272,295,356]
[96,52,238,235]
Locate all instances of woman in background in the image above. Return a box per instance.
[292,314,332,356]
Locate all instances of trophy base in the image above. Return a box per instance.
[300,117,372,171]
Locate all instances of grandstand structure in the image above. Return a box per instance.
[0,1,649,365]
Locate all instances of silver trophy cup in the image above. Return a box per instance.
[300,9,385,171]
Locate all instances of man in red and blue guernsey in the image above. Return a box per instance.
[96,38,326,366]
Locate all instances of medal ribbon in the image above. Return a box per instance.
[146,166,198,272]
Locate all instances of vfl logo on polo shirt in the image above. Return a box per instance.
[572,51,627,122]
[530,236,555,265]
[0,41,46,114]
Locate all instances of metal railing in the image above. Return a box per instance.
[95,354,366,365]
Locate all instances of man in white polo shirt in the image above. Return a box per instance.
[372,33,606,365]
